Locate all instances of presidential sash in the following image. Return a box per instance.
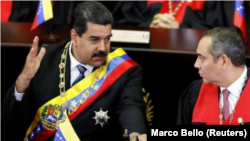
[24,47,137,141]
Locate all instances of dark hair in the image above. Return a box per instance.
[202,27,245,66]
[72,1,113,37]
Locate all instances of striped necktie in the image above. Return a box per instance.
[72,65,86,86]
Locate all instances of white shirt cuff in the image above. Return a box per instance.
[14,86,24,101]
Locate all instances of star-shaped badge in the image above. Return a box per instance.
[70,100,77,107]
[93,108,110,127]
[94,85,99,90]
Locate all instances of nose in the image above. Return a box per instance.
[98,40,107,52]
[194,58,200,69]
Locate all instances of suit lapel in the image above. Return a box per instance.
[65,47,71,91]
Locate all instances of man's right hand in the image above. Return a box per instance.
[16,36,46,93]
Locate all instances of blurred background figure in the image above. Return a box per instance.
[113,1,241,30]
[148,1,238,30]
[1,1,249,32]
[112,0,249,41]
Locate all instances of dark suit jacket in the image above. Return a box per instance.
[2,40,147,141]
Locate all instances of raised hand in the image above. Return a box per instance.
[16,36,46,93]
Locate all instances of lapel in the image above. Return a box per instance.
[65,47,71,91]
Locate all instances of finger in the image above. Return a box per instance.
[164,13,175,20]
[153,13,160,20]
[169,20,180,29]
[154,18,170,28]
[159,15,174,24]
[36,47,46,62]
[151,22,160,28]
[159,18,172,25]
[150,24,158,28]
[158,22,170,28]
[131,136,137,141]
[151,24,160,28]
[30,36,39,58]
[150,20,158,27]
[138,134,147,141]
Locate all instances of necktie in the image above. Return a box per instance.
[72,65,86,86]
[222,89,230,120]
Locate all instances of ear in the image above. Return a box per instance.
[220,54,230,69]
[71,29,78,44]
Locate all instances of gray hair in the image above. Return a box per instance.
[202,27,245,66]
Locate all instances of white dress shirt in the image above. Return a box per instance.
[14,42,94,101]
[219,66,247,114]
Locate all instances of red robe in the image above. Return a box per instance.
[193,80,250,125]
[177,68,250,125]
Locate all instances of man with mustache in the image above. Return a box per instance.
[177,27,250,125]
[2,2,147,141]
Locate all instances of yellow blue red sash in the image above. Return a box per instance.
[24,48,137,141]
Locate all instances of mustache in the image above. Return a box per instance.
[92,52,107,57]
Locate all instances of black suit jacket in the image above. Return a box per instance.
[2,40,147,141]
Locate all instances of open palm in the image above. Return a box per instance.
[16,36,46,93]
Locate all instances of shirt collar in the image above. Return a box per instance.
[69,42,94,72]
[220,66,247,97]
